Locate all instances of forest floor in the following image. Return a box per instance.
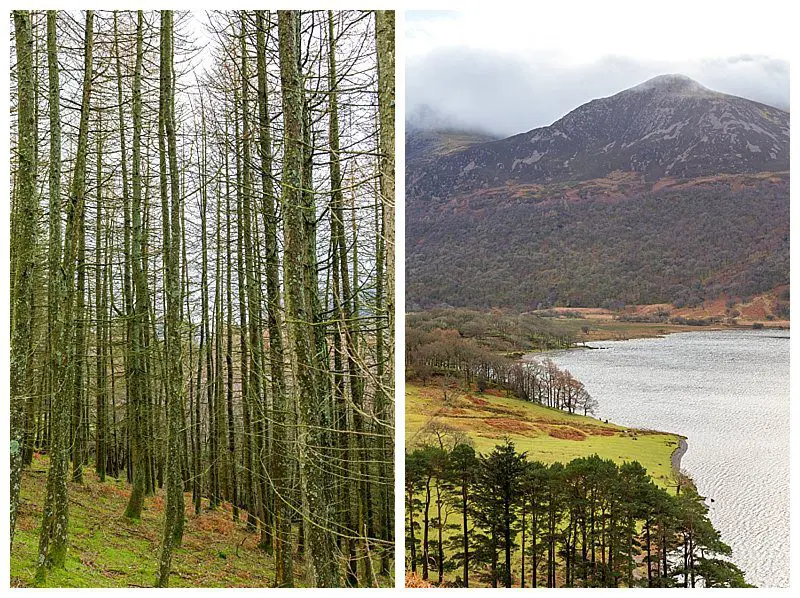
[406,382,682,488]
[12,457,290,588]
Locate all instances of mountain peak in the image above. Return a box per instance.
[630,74,714,97]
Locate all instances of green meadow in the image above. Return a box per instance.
[407,382,682,489]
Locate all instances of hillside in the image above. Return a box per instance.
[407,383,682,488]
[406,75,790,310]
[11,458,318,588]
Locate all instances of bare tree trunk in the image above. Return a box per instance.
[239,14,268,548]
[255,11,293,582]
[95,109,107,482]
[223,110,239,523]
[113,15,134,482]
[326,11,358,586]
[198,88,216,510]
[233,69,256,533]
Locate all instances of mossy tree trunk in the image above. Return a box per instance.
[35,9,93,580]
[113,9,133,487]
[375,11,396,575]
[375,7,396,552]
[11,8,38,551]
[156,10,186,587]
[124,9,147,522]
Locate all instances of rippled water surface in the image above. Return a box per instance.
[540,329,789,587]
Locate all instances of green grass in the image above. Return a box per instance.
[12,458,285,587]
[407,382,682,488]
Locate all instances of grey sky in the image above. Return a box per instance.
[406,6,791,137]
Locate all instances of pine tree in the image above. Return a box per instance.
[446,443,479,586]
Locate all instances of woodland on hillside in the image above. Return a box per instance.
[406,179,789,310]
[407,308,577,354]
[10,9,395,587]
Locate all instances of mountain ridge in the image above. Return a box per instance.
[408,75,789,201]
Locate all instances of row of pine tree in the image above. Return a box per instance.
[406,440,750,588]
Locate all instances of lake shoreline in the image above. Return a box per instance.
[671,437,688,473]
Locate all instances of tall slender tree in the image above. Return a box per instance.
[255,10,293,585]
[11,9,38,549]
[35,10,94,580]
[156,9,186,587]
[124,9,148,522]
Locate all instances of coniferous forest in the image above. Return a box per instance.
[10,9,395,588]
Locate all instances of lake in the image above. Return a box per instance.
[536,329,789,587]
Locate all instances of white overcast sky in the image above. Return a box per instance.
[406,1,792,136]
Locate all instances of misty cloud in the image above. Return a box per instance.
[406,49,789,137]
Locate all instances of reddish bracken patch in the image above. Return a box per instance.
[441,407,468,416]
[484,389,506,398]
[584,426,617,437]
[485,418,535,433]
[194,512,236,536]
[546,426,587,441]
[93,481,130,500]
[738,296,771,320]
[151,495,166,511]
[467,394,489,406]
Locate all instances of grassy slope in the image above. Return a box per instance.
[407,383,681,488]
[12,457,282,588]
